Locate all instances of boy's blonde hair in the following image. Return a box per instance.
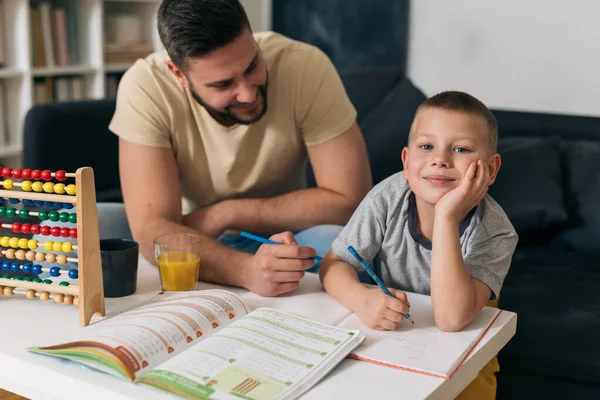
[409,91,498,154]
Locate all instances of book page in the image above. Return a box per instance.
[29,289,249,381]
[336,292,502,379]
[137,308,364,400]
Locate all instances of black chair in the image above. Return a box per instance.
[22,98,122,202]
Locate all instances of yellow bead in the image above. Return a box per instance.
[2,179,13,189]
[31,181,43,192]
[44,240,54,251]
[18,238,29,249]
[0,236,10,247]
[61,242,73,252]
[21,180,32,191]
[42,182,55,193]
[53,241,62,252]
[54,183,65,194]
[27,239,38,250]
[65,184,76,195]
[8,237,19,248]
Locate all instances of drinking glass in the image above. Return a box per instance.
[154,233,201,291]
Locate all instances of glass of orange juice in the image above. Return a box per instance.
[154,233,201,291]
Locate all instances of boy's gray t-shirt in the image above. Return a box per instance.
[331,172,518,300]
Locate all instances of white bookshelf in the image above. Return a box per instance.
[0,0,163,164]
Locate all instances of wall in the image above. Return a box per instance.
[241,0,272,32]
[407,0,600,117]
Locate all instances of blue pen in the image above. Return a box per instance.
[240,231,323,261]
[347,246,414,324]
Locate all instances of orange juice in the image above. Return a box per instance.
[157,251,200,291]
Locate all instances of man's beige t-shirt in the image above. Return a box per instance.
[109,31,357,213]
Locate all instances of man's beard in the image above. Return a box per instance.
[189,78,268,125]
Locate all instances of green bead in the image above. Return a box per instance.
[59,281,70,286]
[33,278,42,283]
[68,213,77,223]
[0,207,5,216]
[13,276,23,281]
[5,208,15,217]
[18,208,30,219]
[2,274,11,279]
[42,279,52,284]
[48,211,59,221]
[59,212,69,222]
[23,277,32,281]
[38,211,48,220]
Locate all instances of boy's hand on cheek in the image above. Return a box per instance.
[357,288,410,331]
[435,160,489,224]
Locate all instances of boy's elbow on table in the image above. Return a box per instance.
[433,309,475,333]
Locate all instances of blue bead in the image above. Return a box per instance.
[43,201,53,207]
[53,202,63,208]
[49,266,60,277]
[9,198,19,204]
[1,261,10,271]
[32,264,42,274]
[63,203,74,210]
[0,198,4,204]
[23,199,34,206]
[68,269,78,279]
[22,264,31,273]
[11,263,20,272]
[34,200,43,207]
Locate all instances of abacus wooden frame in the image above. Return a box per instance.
[0,166,105,326]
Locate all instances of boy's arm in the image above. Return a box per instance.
[319,251,368,312]
[430,216,492,332]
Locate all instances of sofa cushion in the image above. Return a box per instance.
[489,136,568,233]
[498,249,600,384]
[357,77,426,185]
[551,140,600,255]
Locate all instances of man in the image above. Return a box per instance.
[108,0,372,296]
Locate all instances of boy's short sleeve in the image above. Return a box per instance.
[108,61,172,148]
[464,221,519,300]
[331,192,386,271]
[295,48,357,147]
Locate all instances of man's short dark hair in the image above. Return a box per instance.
[157,0,251,71]
[416,91,498,153]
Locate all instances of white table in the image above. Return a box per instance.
[0,257,516,400]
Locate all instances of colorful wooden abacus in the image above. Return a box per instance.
[0,166,105,326]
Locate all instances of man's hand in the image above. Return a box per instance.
[183,201,232,239]
[356,288,411,330]
[243,232,318,297]
[435,160,489,224]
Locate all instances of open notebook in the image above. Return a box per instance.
[29,289,365,400]
[336,291,502,380]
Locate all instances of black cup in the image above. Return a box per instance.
[100,239,139,298]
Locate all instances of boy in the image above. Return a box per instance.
[319,90,518,400]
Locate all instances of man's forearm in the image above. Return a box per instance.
[225,187,359,233]
[430,217,477,331]
[136,218,252,288]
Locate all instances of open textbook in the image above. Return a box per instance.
[29,289,366,400]
[336,291,503,380]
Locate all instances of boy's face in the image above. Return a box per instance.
[401,108,501,206]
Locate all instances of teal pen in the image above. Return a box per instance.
[240,231,323,261]
[347,246,414,325]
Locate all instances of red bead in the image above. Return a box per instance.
[40,225,51,235]
[60,227,70,237]
[21,169,32,179]
[12,168,22,179]
[55,170,67,181]
[51,226,61,237]
[69,228,77,239]
[31,169,42,180]
[30,224,41,234]
[21,223,31,234]
[11,222,21,233]
[2,167,12,178]
[41,170,53,181]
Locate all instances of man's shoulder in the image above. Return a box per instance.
[121,49,179,91]
[254,31,331,74]
[254,31,321,57]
